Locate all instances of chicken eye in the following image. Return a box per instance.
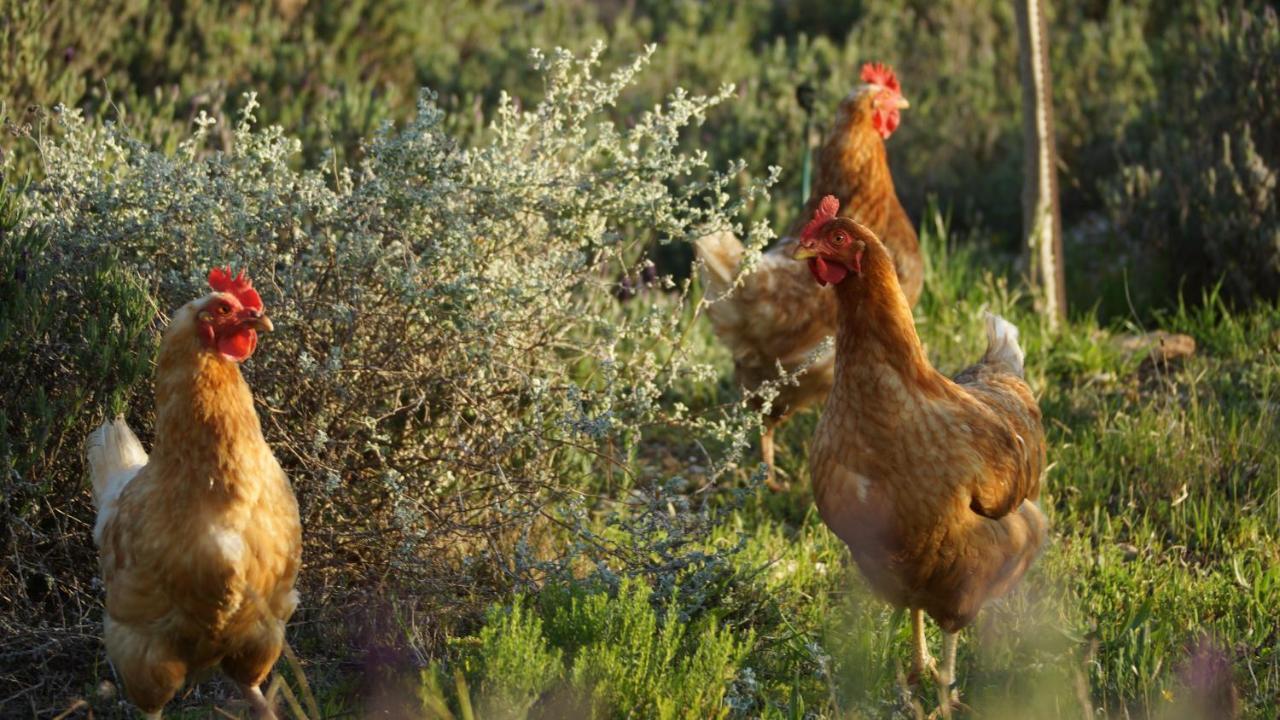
[833,233,847,245]
[218,303,232,315]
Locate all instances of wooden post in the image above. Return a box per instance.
[1014,0,1066,329]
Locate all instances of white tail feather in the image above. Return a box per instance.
[983,312,1026,378]
[85,416,148,544]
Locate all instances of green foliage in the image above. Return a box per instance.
[3,0,1267,296]
[469,602,564,718]
[0,0,565,172]
[0,174,156,625]
[1103,5,1280,306]
[559,580,750,718]
[425,579,752,720]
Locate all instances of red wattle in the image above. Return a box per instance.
[808,257,850,286]
[872,108,900,139]
[217,328,258,362]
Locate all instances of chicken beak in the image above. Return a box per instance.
[244,312,274,333]
[793,246,818,261]
[895,95,911,110]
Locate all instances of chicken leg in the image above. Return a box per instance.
[938,631,958,689]
[931,631,961,719]
[238,683,277,720]
[910,608,936,682]
[761,425,789,492]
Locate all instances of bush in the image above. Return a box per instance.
[0,0,1228,258]
[3,45,774,678]
[426,579,753,719]
[1103,5,1280,306]
[468,601,564,718]
[0,176,156,655]
[0,0,626,176]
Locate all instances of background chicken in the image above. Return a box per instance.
[696,62,923,488]
[793,196,1047,705]
[86,268,301,719]
[788,62,923,302]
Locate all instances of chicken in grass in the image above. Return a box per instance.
[696,62,923,489]
[793,196,1048,700]
[87,267,301,719]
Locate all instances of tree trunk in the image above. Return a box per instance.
[1014,0,1066,329]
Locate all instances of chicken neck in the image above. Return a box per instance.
[793,114,897,237]
[829,242,942,411]
[148,318,268,498]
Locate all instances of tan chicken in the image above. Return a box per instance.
[793,196,1048,697]
[697,63,923,489]
[86,267,301,719]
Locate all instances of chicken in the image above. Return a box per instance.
[787,62,923,302]
[696,62,923,489]
[86,267,301,719]
[793,196,1047,701]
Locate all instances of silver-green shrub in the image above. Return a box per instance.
[20,44,775,599]
[1104,6,1280,305]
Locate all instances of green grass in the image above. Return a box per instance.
[398,212,1280,719]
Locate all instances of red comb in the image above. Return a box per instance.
[860,62,901,93]
[800,195,841,240]
[207,266,264,312]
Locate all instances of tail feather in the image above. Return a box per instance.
[694,229,745,299]
[86,416,148,511]
[982,312,1026,378]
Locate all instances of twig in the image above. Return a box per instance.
[50,698,87,720]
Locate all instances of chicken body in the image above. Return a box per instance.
[696,71,923,487]
[697,229,837,436]
[795,209,1047,695]
[811,322,1047,630]
[88,295,300,718]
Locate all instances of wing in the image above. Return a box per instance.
[99,468,247,634]
[702,237,837,374]
[98,480,178,627]
[246,470,304,623]
[951,368,1046,520]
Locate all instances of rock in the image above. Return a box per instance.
[1114,331,1197,364]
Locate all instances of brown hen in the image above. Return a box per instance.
[793,196,1048,698]
[87,268,300,719]
[696,63,923,489]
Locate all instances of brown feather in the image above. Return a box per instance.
[808,223,1047,632]
[697,231,837,425]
